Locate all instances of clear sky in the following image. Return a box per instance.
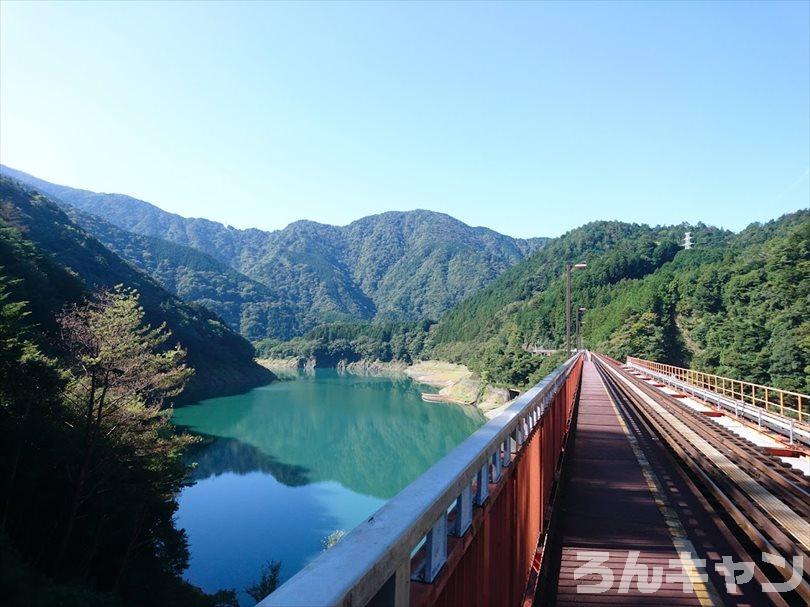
[1,1,808,238]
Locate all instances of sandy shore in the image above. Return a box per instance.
[404,360,513,416]
[257,357,300,370]
[257,356,517,416]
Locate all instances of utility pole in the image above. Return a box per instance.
[576,307,587,352]
[565,262,587,357]
[565,264,571,357]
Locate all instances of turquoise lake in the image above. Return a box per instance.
[172,369,485,604]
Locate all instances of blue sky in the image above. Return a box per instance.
[1,1,807,238]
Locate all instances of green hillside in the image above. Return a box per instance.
[585,212,810,392]
[61,208,301,340]
[5,167,804,394]
[431,211,809,392]
[256,211,808,396]
[0,177,273,400]
[1,166,547,334]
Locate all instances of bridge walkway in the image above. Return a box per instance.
[543,358,770,606]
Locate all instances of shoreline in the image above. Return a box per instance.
[333,358,516,416]
[254,357,517,417]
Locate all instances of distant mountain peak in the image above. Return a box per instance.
[2,165,548,338]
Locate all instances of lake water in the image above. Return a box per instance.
[172,369,485,604]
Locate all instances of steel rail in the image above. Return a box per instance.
[621,370,810,518]
[259,354,582,607]
[604,356,810,548]
[597,357,809,603]
[621,365,810,513]
[594,354,810,604]
[627,357,809,435]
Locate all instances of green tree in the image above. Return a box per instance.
[245,561,281,604]
[53,286,194,579]
[0,275,64,529]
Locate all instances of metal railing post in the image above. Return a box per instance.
[453,485,473,537]
[421,514,447,583]
[475,464,489,505]
[492,448,502,481]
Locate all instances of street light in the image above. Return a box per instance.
[576,307,587,352]
[565,262,587,357]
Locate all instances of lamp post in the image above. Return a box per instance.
[565,262,587,357]
[576,307,587,352]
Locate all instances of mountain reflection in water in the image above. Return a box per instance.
[172,369,484,604]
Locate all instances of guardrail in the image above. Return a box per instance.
[626,359,810,446]
[627,357,808,424]
[259,354,583,607]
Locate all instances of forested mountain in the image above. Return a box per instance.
[0,176,272,400]
[261,211,809,397]
[1,166,547,335]
[60,207,302,340]
[430,211,809,392]
[4,167,804,395]
[585,212,810,392]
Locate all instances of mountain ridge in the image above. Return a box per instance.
[429,211,809,391]
[0,165,540,240]
[259,210,808,398]
[60,205,303,339]
[1,165,549,336]
[0,176,273,400]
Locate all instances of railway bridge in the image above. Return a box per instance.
[260,353,809,607]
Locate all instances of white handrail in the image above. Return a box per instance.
[259,354,581,607]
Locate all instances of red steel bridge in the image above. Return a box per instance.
[260,353,809,607]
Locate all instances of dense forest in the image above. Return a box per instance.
[7,166,805,395]
[433,210,809,391]
[585,212,810,392]
[259,212,809,395]
[61,208,302,341]
[255,320,435,366]
[1,165,547,338]
[0,177,272,400]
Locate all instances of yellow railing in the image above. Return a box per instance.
[626,357,809,424]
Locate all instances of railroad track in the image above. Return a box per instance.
[626,362,810,447]
[592,353,809,606]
